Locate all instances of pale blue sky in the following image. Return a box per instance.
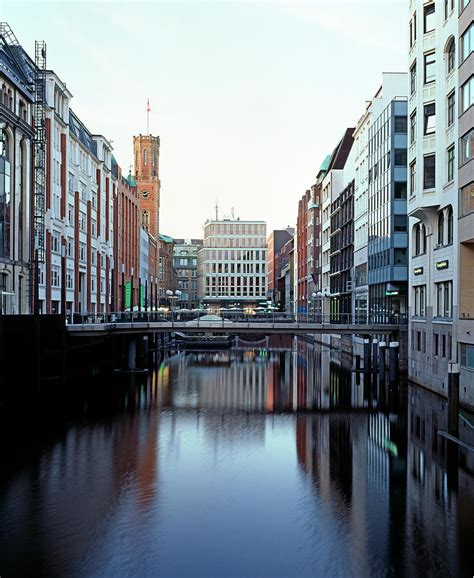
[1,0,406,238]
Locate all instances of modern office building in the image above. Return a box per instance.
[0,23,36,314]
[197,218,267,309]
[367,82,409,322]
[173,238,202,309]
[407,0,464,401]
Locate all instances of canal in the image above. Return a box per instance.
[0,341,473,577]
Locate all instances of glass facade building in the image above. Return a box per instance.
[368,99,408,322]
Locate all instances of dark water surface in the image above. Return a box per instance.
[1,342,473,577]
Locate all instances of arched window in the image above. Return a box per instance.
[438,211,445,246]
[415,223,421,255]
[421,223,427,253]
[142,209,150,230]
[144,149,147,166]
[446,37,455,74]
[447,206,453,244]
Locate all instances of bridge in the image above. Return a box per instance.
[66,312,405,338]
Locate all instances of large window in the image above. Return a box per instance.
[437,210,445,245]
[435,281,452,317]
[424,3,435,33]
[410,62,417,94]
[410,111,417,143]
[447,91,455,127]
[414,285,426,317]
[461,23,474,62]
[394,149,407,166]
[461,76,474,113]
[410,160,417,195]
[461,343,474,369]
[447,206,453,244]
[447,38,455,74]
[394,116,407,133]
[423,154,436,189]
[460,182,474,217]
[424,103,436,135]
[424,52,436,83]
[460,129,474,165]
[447,145,455,182]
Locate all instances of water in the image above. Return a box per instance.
[1,342,473,577]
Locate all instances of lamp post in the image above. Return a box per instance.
[130,267,134,312]
[311,291,317,322]
[155,277,158,311]
[150,276,153,313]
[121,264,125,312]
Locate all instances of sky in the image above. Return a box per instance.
[1,0,407,238]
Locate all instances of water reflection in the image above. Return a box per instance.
[0,343,473,577]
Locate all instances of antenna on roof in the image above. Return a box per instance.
[215,200,219,221]
[231,207,235,219]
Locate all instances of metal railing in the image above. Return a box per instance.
[66,311,408,328]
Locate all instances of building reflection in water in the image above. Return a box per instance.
[0,342,473,577]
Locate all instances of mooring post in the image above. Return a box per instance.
[372,339,379,372]
[378,341,386,380]
[363,336,371,373]
[128,337,137,371]
[389,341,399,383]
[448,362,460,437]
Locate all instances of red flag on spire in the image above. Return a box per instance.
[147,98,151,112]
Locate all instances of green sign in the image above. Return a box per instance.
[125,281,145,309]
[385,290,399,297]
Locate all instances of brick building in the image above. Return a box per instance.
[114,167,139,311]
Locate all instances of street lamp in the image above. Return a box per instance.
[311,291,317,322]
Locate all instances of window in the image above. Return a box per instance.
[438,211,445,245]
[52,231,61,253]
[424,3,435,33]
[410,19,414,48]
[144,149,147,165]
[461,23,474,62]
[446,38,455,74]
[460,182,474,217]
[424,103,436,135]
[444,0,449,19]
[395,181,407,199]
[410,112,417,143]
[423,154,436,189]
[51,265,60,288]
[447,206,453,244]
[414,285,426,316]
[414,222,426,256]
[461,76,474,113]
[447,91,455,127]
[394,149,407,166]
[435,281,452,317]
[142,209,150,230]
[394,116,407,133]
[447,145,455,182]
[410,62,417,94]
[424,52,436,84]
[410,161,417,195]
[460,129,474,165]
[461,343,474,369]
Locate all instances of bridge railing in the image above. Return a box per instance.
[66,311,408,327]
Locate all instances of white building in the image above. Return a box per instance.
[38,71,116,314]
[197,218,267,309]
[407,0,463,400]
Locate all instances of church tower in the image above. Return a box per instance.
[133,134,160,239]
